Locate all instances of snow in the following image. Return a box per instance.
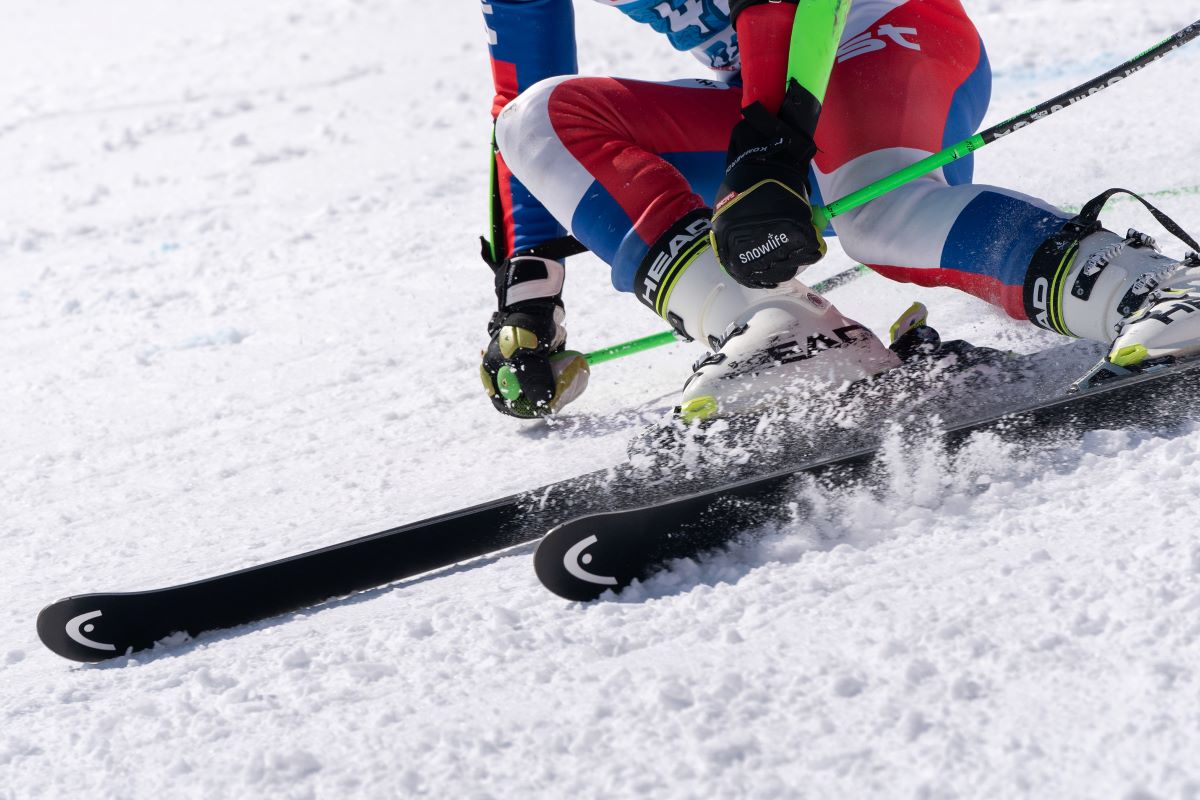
[3,1,1200,797]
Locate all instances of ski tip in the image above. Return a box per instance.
[534,518,628,603]
[36,596,133,664]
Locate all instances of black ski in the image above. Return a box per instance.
[534,357,1200,601]
[36,470,622,663]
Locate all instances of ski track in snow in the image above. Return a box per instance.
[3,1,1200,797]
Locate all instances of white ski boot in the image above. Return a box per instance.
[1024,189,1200,378]
[1108,255,1200,368]
[633,211,899,421]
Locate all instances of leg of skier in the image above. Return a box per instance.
[476,0,591,419]
[820,0,1200,376]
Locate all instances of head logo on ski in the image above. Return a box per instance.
[563,536,618,587]
[64,610,116,652]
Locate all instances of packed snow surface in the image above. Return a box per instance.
[3,1,1200,797]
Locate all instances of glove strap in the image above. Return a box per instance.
[495,256,566,310]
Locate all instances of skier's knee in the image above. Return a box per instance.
[829,180,948,267]
[494,75,577,185]
[830,205,887,266]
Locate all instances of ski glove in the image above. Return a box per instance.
[710,80,826,289]
[480,256,589,418]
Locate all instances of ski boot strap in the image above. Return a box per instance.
[1075,188,1200,254]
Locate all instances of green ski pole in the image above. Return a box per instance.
[584,331,679,366]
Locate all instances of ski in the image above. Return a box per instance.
[534,356,1200,602]
[36,467,625,663]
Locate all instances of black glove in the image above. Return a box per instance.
[710,79,826,289]
[479,256,589,418]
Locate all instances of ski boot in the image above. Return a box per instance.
[1022,189,1200,388]
[634,210,899,423]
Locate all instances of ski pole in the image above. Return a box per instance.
[584,330,678,366]
[585,19,1200,367]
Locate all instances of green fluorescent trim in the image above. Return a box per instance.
[656,238,709,317]
[786,0,852,102]
[486,134,500,265]
[1050,243,1078,338]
